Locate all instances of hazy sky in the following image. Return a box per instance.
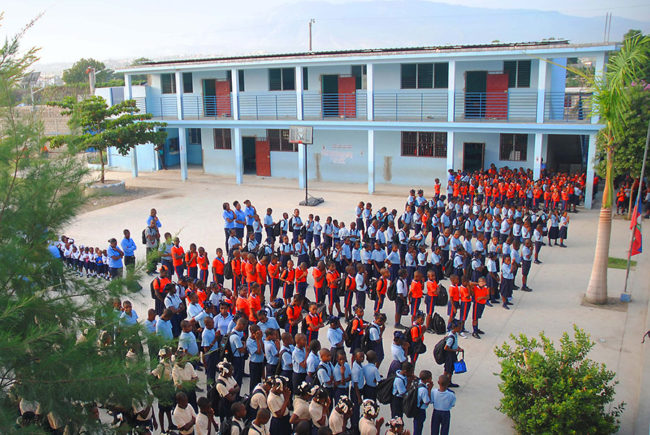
[1,0,649,68]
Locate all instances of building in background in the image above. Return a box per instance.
[111,40,615,208]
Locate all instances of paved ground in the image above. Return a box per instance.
[66,169,650,434]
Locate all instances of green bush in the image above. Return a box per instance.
[495,326,624,434]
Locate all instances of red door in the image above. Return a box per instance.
[215,80,232,117]
[255,139,271,176]
[338,76,356,118]
[486,73,508,119]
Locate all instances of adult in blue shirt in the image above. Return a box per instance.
[243,200,257,241]
[107,238,124,279]
[222,202,236,251]
[121,229,137,276]
[233,201,246,240]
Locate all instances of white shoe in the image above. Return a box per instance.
[459,332,468,338]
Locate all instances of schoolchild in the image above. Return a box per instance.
[471,277,489,339]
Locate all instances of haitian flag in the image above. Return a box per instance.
[630,195,643,256]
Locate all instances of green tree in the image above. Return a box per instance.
[495,326,624,434]
[48,96,168,183]
[1,17,172,432]
[623,29,650,81]
[61,58,114,85]
[131,57,152,85]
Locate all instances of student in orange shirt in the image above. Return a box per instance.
[408,270,424,322]
[433,178,441,200]
[312,261,326,304]
[171,237,185,279]
[543,189,552,210]
[280,259,296,306]
[408,311,425,364]
[349,304,366,354]
[295,262,309,298]
[256,256,268,297]
[458,277,472,337]
[152,265,172,315]
[343,264,356,320]
[374,268,389,313]
[305,302,324,344]
[197,246,209,285]
[472,276,489,339]
[551,189,560,211]
[245,254,258,295]
[211,248,225,286]
[424,270,438,331]
[230,250,242,293]
[248,283,262,323]
[285,294,304,337]
[447,274,460,330]
[267,255,281,300]
[327,262,343,317]
[185,243,198,279]
[235,286,251,320]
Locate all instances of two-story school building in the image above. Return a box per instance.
[111,40,616,208]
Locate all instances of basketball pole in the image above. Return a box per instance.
[301,140,308,204]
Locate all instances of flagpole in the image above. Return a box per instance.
[622,118,650,297]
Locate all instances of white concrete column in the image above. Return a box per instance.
[234,128,243,184]
[295,66,303,120]
[125,74,133,100]
[592,54,606,124]
[585,133,597,209]
[366,63,374,121]
[368,130,375,194]
[231,68,239,121]
[179,128,188,181]
[533,133,543,179]
[298,143,306,188]
[536,59,547,123]
[174,71,183,120]
[447,60,456,122]
[446,131,455,170]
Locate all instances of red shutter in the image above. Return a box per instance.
[215,80,232,117]
[486,73,508,120]
[255,140,271,176]
[338,76,356,118]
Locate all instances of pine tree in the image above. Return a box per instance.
[0,17,172,432]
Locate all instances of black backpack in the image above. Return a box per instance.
[150,277,160,299]
[432,312,446,335]
[141,229,147,245]
[275,348,289,376]
[376,375,396,404]
[403,384,422,418]
[273,222,281,237]
[433,334,455,365]
[219,416,242,434]
[344,319,357,347]
[361,324,379,352]
[309,250,317,267]
[443,259,454,277]
[208,379,227,417]
[275,307,288,328]
[367,278,378,301]
[436,285,448,306]
[218,332,235,363]
[387,279,398,301]
[224,261,233,280]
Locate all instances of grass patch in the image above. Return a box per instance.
[608,257,637,269]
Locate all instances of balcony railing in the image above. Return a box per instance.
[137,90,592,123]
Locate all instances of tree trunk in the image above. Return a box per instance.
[99,148,105,184]
[585,147,613,304]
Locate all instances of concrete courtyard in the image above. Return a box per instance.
[65,169,650,434]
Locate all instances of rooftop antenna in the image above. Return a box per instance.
[309,18,316,52]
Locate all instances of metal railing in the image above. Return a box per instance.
[373,91,447,121]
[138,90,592,123]
[544,92,592,122]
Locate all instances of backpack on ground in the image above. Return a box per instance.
[433,334,455,365]
[376,375,396,404]
[224,261,233,280]
[436,285,448,306]
[432,312,446,335]
[403,384,422,418]
[387,279,398,301]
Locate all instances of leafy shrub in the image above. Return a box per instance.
[495,326,624,434]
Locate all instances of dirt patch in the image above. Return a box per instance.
[80,186,166,213]
[580,295,629,312]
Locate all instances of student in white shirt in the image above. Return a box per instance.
[359,399,384,435]
[172,392,196,435]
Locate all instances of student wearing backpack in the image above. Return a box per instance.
[408,270,424,322]
[329,395,352,435]
[362,350,381,400]
[424,270,439,332]
[394,269,408,329]
[172,391,196,435]
[194,396,217,435]
[327,316,345,357]
[333,350,352,403]
[342,265,356,320]
[246,324,265,394]
[229,317,248,386]
[310,387,332,432]
[373,268,389,313]
[247,377,272,422]
[290,382,313,426]
[268,376,292,433]
[443,321,463,389]
[431,375,456,435]
[391,361,413,418]
[349,305,366,355]
[471,276,489,339]
[215,361,240,424]
[388,331,408,377]
[292,333,309,390]
[306,340,322,384]
[411,370,433,435]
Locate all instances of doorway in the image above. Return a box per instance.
[465,71,487,119]
[463,142,485,172]
[202,80,216,116]
[242,136,256,174]
[322,75,339,117]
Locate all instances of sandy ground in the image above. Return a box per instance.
[64,168,650,434]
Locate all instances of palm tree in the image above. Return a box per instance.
[576,34,649,304]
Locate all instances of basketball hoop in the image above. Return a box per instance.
[289,126,323,207]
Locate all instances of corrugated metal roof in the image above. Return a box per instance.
[131,40,578,67]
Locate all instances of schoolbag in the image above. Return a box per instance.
[443,259,454,277]
[219,416,242,435]
[403,384,422,418]
[387,279,398,301]
[141,229,147,245]
[361,324,379,353]
[392,231,400,245]
[275,348,289,376]
[218,332,235,363]
[309,250,317,267]
[432,312,446,335]
[224,261,233,280]
[300,226,307,238]
[208,379,227,417]
[150,277,160,299]
[344,320,356,347]
[273,222,281,237]
[376,375,396,404]
[310,363,328,387]
[433,334,455,365]
[368,277,378,301]
[275,307,288,328]
[436,285,448,306]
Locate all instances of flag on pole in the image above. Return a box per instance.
[630,195,643,256]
